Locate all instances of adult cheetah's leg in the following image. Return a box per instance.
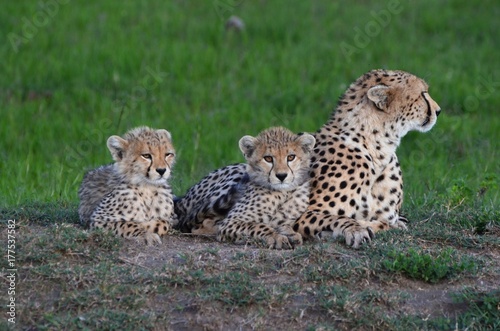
[370,155,408,230]
[217,219,294,249]
[293,210,379,249]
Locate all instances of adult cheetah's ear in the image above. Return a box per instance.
[297,133,316,153]
[239,135,257,158]
[107,135,128,161]
[367,85,392,111]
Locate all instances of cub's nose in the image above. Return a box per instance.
[156,168,166,176]
[276,173,288,182]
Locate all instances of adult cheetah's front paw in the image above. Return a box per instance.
[343,226,374,249]
[392,214,409,230]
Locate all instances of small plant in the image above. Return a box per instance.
[453,289,500,329]
[441,174,500,211]
[478,173,499,197]
[199,272,269,307]
[473,210,499,235]
[87,228,122,251]
[382,248,476,283]
[315,285,350,313]
[442,179,474,209]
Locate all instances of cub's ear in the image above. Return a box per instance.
[297,133,316,153]
[156,129,172,141]
[239,135,257,158]
[107,135,128,161]
[367,85,392,111]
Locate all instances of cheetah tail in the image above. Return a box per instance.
[196,173,249,224]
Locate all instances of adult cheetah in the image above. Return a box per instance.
[78,126,178,244]
[293,69,441,248]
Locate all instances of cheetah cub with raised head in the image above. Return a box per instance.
[175,127,315,249]
[78,126,178,245]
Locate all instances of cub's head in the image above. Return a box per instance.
[107,126,175,185]
[340,69,441,136]
[239,127,316,191]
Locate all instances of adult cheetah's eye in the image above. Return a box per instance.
[141,154,152,160]
[165,153,174,158]
[263,156,273,163]
[287,154,296,162]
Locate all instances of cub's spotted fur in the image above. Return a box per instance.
[175,127,315,249]
[78,126,177,244]
[293,69,441,248]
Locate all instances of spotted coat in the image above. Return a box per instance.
[175,127,316,249]
[293,69,441,248]
[78,126,178,245]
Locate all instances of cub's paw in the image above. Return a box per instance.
[285,232,303,247]
[143,232,162,245]
[191,218,218,235]
[142,220,171,236]
[266,234,293,250]
[343,225,374,249]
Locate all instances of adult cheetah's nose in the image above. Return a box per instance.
[276,173,288,182]
[436,108,441,116]
[156,168,166,176]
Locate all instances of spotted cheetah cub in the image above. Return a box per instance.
[78,126,177,245]
[175,127,315,249]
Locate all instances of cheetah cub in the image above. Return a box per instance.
[175,127,315,249]
[78,126,178,245]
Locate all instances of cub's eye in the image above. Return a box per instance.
[165,153,174,158]
[287,154,296,162]
[141,154,152,160]
[263,156,273,163]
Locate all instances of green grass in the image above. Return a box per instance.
[0,0,499,207]
[1,0,499,330]
[4,218,496,330]
[382,247,476,283]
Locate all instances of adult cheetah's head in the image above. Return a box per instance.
[337,69,441,137]
[107,126,175,186]
[239,126,315,191]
